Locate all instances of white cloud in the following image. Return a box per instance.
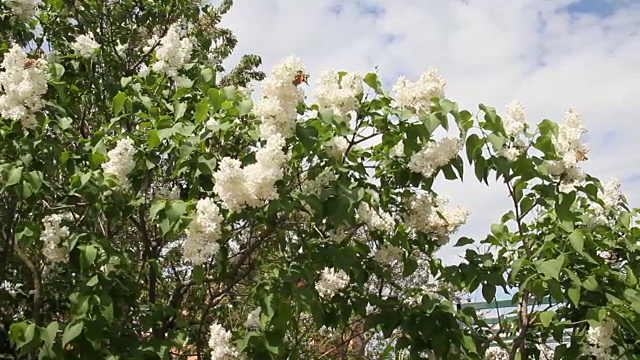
[220,0,640,264]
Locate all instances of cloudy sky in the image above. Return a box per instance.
[220,0,640,278]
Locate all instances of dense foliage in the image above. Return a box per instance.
[1,1,639,359]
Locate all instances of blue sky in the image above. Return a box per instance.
[221,0,640,301]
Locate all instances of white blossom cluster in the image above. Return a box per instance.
[312,69,363,117]
[391,67,446,111]
[324,136,349,159]
[213,134,288,212]
[545,107,589,192]
[502,100,527,138]
[253,56,305,140]
[0,44,48,129]
[484,347,508,360]
[315,267,350,299]
[70,34,100,58]
[208,322,243,360]
[357,202,395,233]
[591,178,623,225]
[41,213,73,263]
[6,0,38,19]
[583,317,618,360]
[146,24,193,78]
[183,198,223,265]
[408,137,462,178]
[243,307,261,329]
[101,137,136,188]
[372,243,403,266]
[390,141,405,158]
[301,169,337,196]
[404,194,469,246]
[154,184,181,200]
[496,100,528,162]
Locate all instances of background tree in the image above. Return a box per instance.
[1,1,639,360]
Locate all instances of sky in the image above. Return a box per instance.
[219,0,640,298]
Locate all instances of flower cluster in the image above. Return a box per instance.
[312,69,363,117]
[101,137,136,188]
[391,67,446,111]
[502,100,527,138]
[6,0,38,19]
[495,100,528,162]
[0,44,48,129]
[315,267,350,299]
[208,322,243,360]
[41,213,73,263]
[591,178,623,224]
[324,136,350,159]
[484,347,508,360]
[71,34,100,58]
[154,184,181,200]
[545,107,589,192]
[243,307,261,329]
[372,243,403,266]
[583,317,617,360]
[183,198,224,265]
[404,194,469,246]
[408,137,461,178]
[301,169,337,196]
[213,134,288,212]
[357,202,395,233]
[253,56,305,140]
[147,24,193,78]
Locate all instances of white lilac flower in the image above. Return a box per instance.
[71,34,100,58]
[243,307,261,329]
[591,178,623,224]
[372,243,403,265]
[149,24,193,78]
[41,213,73,263]
[391,67,446,111]
[544,107,589,191]
[583,317,617,360]
[404,194,469,246]
[208,322,242,360]
[503,100,526,138]
[213,134,288,212]
[484,347,509,360]
[301,169,337,196]
[312,69,363,117]
[101,137,136,188]
[496,146,522,162]
[315,267,350,299]
[0,44,48,129]
[155,185,180,200]
[357,202,395,233]
[183,198,223,265]
[7,0,38,19]
[254,56,306,140]
[408,137,461,178]
[390,141,405,158]
[325,136,349,159]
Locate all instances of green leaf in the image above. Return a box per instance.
[567,287,581,306]
[582,276,599,292]
[200,68,214,83]
[193,265,205,285]
[84,245,98,265]
[174,101,187,120]
[6,166,23,187]
[41,322,58,344]
[454,237,474,247]
[113,91,127,116]
[24,323,36,343]
[363,73,383,94]
[482,284,496,303]
[237,99,253,115]
[568,229,584,254]
[61,321,83,347]
[538,255,565,280]
[295,124,318,151]
[538,311,554,328]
